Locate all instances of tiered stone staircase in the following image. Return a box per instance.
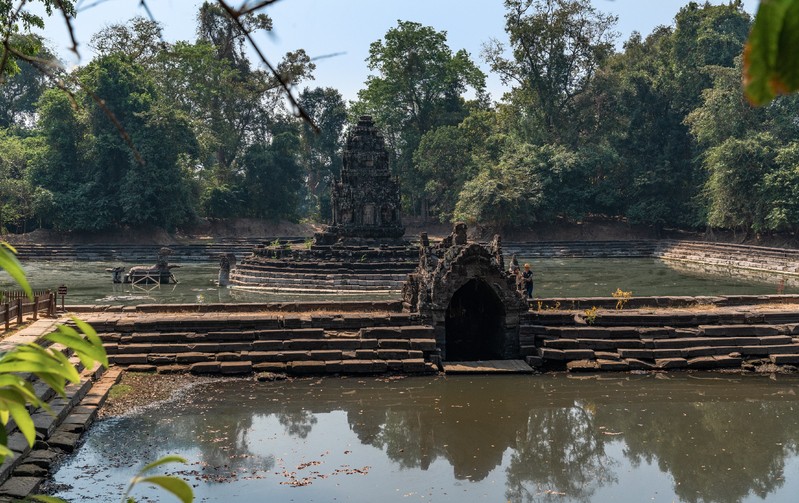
[229,260,413,292]
[521,308,799,371]
[505,240,657,258]
[654,240,799,275]
[10,240,279,262]
[85,312,440,375]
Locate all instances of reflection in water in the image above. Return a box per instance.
[50,374,799,502]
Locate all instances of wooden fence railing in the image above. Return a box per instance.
[0,289,56,331]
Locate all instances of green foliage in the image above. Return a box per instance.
[484,0,617,142]
[123,456,193,503]
[744,0,799,105]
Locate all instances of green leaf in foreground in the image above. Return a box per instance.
[0,243,31,299]
[123,456,193,503]
[137,476,193,503]
[744,0,799,104]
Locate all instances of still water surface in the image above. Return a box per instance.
[1,258,795,304]
[49,373,799,502]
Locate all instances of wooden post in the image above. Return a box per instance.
[16,298,22,324]
[32,296,38,321]
[49,293,55,317]
[3,303,8,331]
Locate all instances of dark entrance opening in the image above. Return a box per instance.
[445,279,505,360]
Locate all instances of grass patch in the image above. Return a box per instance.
[107,383,133,401]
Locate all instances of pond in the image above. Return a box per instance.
[0,258,795,305]
[48,373,799,503]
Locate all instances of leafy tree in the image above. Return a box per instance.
[297,87,347,219]
[413,109,504,222]
[354,20,486,218]
[241,128,303,220]
[0,37,55,129]
[454,142,584,229]
[483,0,617,143]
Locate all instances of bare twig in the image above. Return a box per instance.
[52,0,80,55]
[234,0,282,17]
[216,0,318,131]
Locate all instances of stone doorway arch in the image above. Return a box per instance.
[445,278,506,361]
[402,224,528,362]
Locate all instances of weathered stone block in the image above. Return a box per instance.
[215,352,244,362]
[409,339,437,351]
[359,339,379,349]
[176,352,213,364]
[686,356,718,369]
[538,348,565,360]
[379,339,411,349]
[252,362,286,373]
[566,360,598,372]
[700,325,781,337]
[770,354,799,365]
[190,362,220,374]
[125,364,157,373]
[355,349,377,359]
[251,340,284,351]
[327,339,361,350]
[219,361,253,375]
[308,350,343,361]
[360,327,403,339]
[12,464,47,478]
[110,354,149,365]
[324,360,343,373]
[617,348,653,359]
[651,348,684,359]
[47,431,81,452]
[288,361,326,375]
[625,358,655,370]
[283,339,329,350]
[147,354,176,364]
[561,349,595,360]
[157,365,189,374]
[655,358,688,369]
[597,359,629,371]
[543,339,580,349]
[0,476,43,498]
[385,360,404,372]
[340,359,374,373]
[376,349,409,360]
[115,343,153,354]
[402,359,427,373]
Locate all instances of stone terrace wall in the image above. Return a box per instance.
[654,239,799,282]
[10,239,303,262]
[520,302,799,372]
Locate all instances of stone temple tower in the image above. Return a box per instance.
[317,116,404,244]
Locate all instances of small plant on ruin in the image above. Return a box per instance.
[360,254,367,262]
[612,288,633,310]
[584,306,599,325]
[537,301,543,311]
[304,238,314,249]
[270,238,281,248]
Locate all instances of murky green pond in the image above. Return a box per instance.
[48,373,799,502]
[0,257,796,305]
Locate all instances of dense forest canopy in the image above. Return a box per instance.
[0,0,797,237]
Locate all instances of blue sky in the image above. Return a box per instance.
[39,0,759,102]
